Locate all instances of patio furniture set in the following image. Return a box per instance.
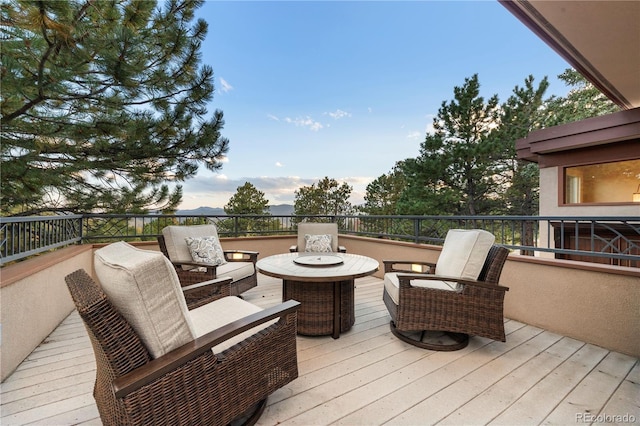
[65,223,509,425]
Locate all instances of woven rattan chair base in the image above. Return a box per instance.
[389,322,469,351]
[229,398,267,426]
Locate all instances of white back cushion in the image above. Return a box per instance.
[94,241,195,359]
[162,224,220,263]
[435,229,495,280]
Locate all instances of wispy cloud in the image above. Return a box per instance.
[326,109,352,120]
[275,161,284,167]
[219,77,233,93]
[407,131,422,140]
[284,116,323,132]
[269,110,349,132]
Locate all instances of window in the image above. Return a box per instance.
[564,159,640,204]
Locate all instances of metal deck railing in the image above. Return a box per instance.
[1,214,639,267]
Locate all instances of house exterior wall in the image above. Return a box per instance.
[518,109,640,262]
[540,167,640,216]
[517,108,640,211]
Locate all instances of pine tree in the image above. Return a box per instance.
[218,182,274,235]
[1,0,228,215]
[494,75,549,216]
[360,163,406,216]
[359,163,407,234]
[398,74,501,215]
[293,177,352,224]
[224,182,270,216]
[544,69,620,127]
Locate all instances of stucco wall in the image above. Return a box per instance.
[0,245,93,381]
[222,235,296,259]
[500,256,639,356]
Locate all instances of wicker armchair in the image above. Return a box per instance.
[383,229,509,351]
[289,222,346,253]
[66,242,299,426]
[158,224,258,296]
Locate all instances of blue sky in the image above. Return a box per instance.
[178,1,572,210]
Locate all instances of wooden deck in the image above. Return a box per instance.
[2,274,638,425]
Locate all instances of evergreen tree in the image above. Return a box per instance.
[1,0,228,215]
[544,69,620,127]
[293,177,352,224]
[224,182,270,215]
[359,163,407,234]
[360,163,406,216]
[494,75,549,216]
[219,182,274,235]
[397,74,501,215]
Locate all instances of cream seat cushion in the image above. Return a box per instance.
[384,273,459,305]
[162,224,221,264]
[216,261,255,282]
[189,296,278,353]
[384,229,495,305]
[297,223,339,252]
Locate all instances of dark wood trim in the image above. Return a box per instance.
[516,108,640,165]
[539,140,640,168]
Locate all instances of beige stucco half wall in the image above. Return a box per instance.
[500,255,639,356]
[0,245,93,380]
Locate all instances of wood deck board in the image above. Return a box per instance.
[487,343,611,425]
[2,273,637,426]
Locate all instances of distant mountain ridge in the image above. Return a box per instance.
[176,204,294,216]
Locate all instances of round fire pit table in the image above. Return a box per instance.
[256,253,379,339]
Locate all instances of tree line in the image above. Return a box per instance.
[1,1,618,217]
[288,71,617,219]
